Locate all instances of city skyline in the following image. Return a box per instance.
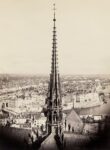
[0,0,110,75]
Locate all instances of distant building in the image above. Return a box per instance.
[74,92,102,108]
[63,102,73,111]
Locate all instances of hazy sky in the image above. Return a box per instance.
[0,0,110,75]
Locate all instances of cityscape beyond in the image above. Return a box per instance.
[0,73,110,150]
[0,1,110,150]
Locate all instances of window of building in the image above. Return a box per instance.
[6,103,8,107]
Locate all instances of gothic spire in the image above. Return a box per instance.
[46,4,63,138]
[51,3,58,77]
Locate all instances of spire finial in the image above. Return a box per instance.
[53,3,56,22]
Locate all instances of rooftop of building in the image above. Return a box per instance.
[75,99,110,115]
[39,133,59,150]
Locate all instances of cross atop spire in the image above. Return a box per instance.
[53,3,56,12]
[53,3,56,23]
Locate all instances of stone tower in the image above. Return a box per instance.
[46,4,63,138]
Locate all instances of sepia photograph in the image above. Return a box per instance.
[0,0,110,150]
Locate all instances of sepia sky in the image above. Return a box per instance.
[0,0,110,75]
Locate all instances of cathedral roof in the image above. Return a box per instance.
[66,109,84,132]
[39,133,59,150]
